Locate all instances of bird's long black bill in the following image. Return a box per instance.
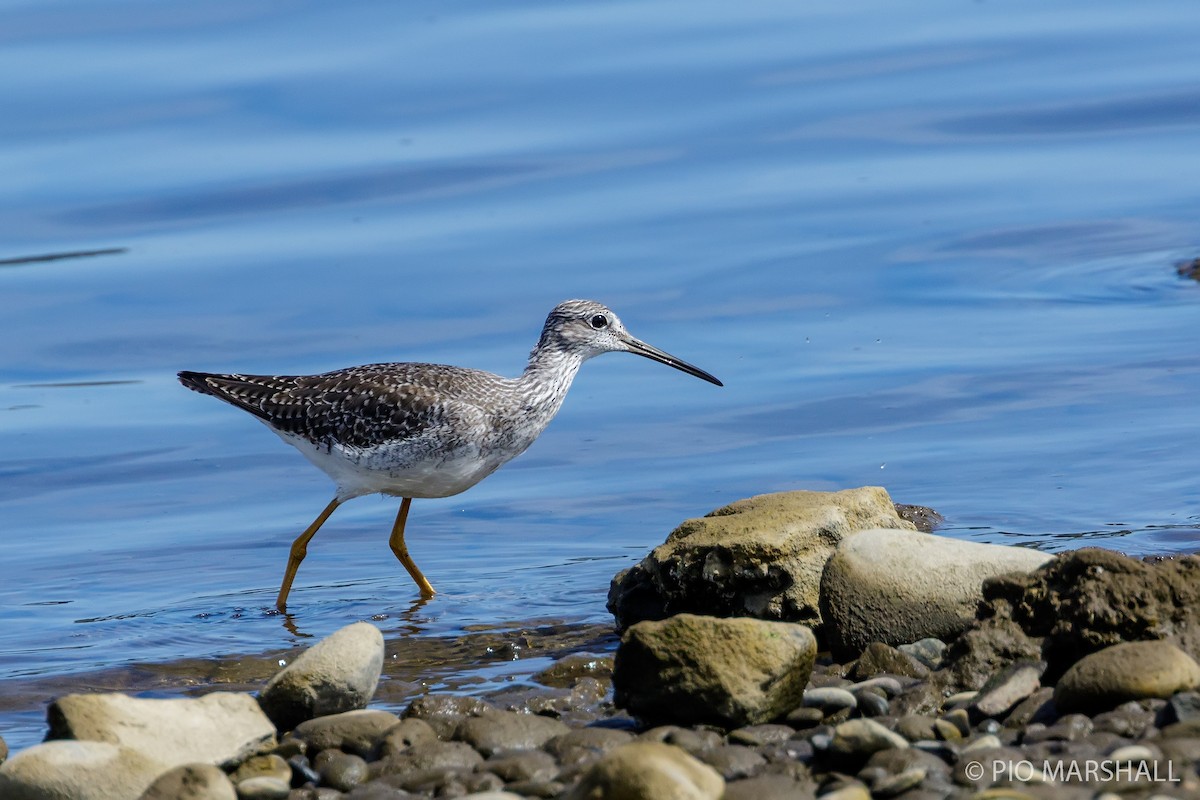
[624,336,723,386]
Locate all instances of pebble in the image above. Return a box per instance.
[456,710,570,757]
[801,687,858,713]
[234,776,290,799]
[319,751,369,792]
[140,764,237,800]
[898,638,948,670]
[232,754,292,786]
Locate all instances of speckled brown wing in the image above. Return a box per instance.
[178,366,451,450]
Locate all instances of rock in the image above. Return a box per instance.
[47,692,275,769]
[1054,641,1200,714]
[402,694,496,740]
[532,654,614,688]
[231,754,291,785]
[375,740,484,776]
[801,687,858,714]
[139,763,237,800]
[565,741,724,800]
[941,617,1044,691]
[897,638,947,670]
[456,710,570,756]
[318,751,368,792]
[970,662,1044,720]
[971,549,1200,681]
[726,724,795,747]
[292,709,400,757]
[819,528,1052,659]
[484,750,558,783]
[0,735,7,765]
[696,744,765,780]
[373,718,439,760]
[545,728,635,764]
[1161,690,1200,725]
[233,776,290,799]
[636,726,723,755]
[258,622,384,732]
[608,488,915,629]
[825,719,908,767]
[1003,687,1056,728]
[0,741,163,800]
[848,642,930,681]
[613,614,816,727]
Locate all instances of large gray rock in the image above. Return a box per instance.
[1054,641,1200,714]
[608,488,916,630]
[0,741,162,800]
[820,527,1053,659]
[47,691,276,770]
[258,621,384,732]
[565,742,724,800]
[613,613,816,727]
[455,710,570,756]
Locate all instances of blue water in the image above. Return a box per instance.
[3,0,1200,749]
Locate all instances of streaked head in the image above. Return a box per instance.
[537,299,722,386]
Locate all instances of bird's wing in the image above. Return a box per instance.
[178,368,483,450]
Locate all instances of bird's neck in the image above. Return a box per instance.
[517,341,586,423]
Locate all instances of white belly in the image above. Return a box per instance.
[275,429,513,500]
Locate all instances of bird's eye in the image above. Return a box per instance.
[589,314,609,330]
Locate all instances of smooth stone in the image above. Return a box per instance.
[233,776,290,799]
[608,487,916,629]
[961,734,1002,753]
[636,726,723,755]
[850,677,904,697]
[139,763,237,800]
[0,741,162,800]
[970,662,1044,719]
[726,724,795,747]
[802,687,857,713]
[827,719,908,766]
[897,638,947,670]
[1108,744,1157,763]
[1003,687,1056,728]
[293,709,401,757]
[231,754,292,785]
[696,744,765,780]
[1054,641,1200,714]
[48,692,276,770]
[401,694,497,740]
[564,742,724,800]
[484,750,558,783]
[817,785,870,800]
[319,751,368,792]
[375,740,484,776]
[820,528,1053,659]
[544,728,635,762]
[259,622,384,732]
[614,613,816,728]
[870,766,925,798]
[854,691,889,718]
[455,710,570,756]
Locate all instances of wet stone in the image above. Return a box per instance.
[802,687,858,713]
[785,706,826,729]
[293,710,401,758]
[456,710,570,756]
[402,694,496,740]
[898,638,948,670]
[854,690,890,718]
[287,754,320,787]
[532,654,614,689]
[233,754,293,786]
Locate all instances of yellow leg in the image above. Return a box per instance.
[276,497,341,611]
[389,497,436,597]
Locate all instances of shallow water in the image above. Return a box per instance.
[3,0,1200,749]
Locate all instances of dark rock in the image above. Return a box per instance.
[785,707,826,729]
[1161,690,1200,726]
[483,749,558,783]
[372,718,438,761]
[318,751,368,792]
[1093,701,1156,739]
[697,744,767,780]
[824,719,908,769]
[636,725,723,755]
[531,653,613,689]
[400,694,495,740]
[293,710,401,758]
[894,504,943,533]
[897,639,947,670]
[802,687,858,714]
[849,643,931,681]
[614,614,816,728]
[854,691,890,718]
[1021,713,1093,743]
[456,710,569,757]
[969,661,1044,720]
[1003,686,1057,729]
[374,741,483,777]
